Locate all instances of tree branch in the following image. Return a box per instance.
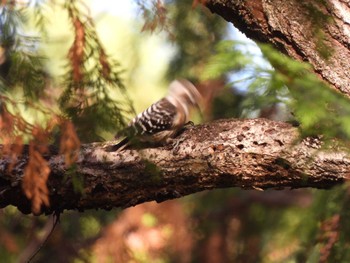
[0,119,348,215]
[206,0,350,96]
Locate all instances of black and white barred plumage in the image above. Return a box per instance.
[111,79,202,151]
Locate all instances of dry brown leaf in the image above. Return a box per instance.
[22,142,50,214]
[22,126,51,214]
[0,107,14,133]
[46,115,60,133]
[141,0,167,33]
[0,108,23,172]
[59,120,81,167]
[2,136,23,172]
[68,15,85,83]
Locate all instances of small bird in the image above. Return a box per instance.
[109,79,202,151]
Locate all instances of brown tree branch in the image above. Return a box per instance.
[0,119,348,215]
[206,0,350,96]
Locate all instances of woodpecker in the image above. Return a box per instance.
[109,79,202,151]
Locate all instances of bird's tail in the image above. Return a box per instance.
[104,137,130,152]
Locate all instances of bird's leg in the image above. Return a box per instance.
[164,136,185,155]
[168,121,195,154]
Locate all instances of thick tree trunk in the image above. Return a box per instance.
[0,119,348,215]
[206,0,350,96]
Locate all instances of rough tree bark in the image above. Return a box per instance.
[0,119,349,214]
[206,0,350,95]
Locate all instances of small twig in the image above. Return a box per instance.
[26,212,61,263]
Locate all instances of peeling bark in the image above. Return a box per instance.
[0,119,348,215]
[206,0,350,96]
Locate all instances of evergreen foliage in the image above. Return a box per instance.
[60,1,135,142]
[166,0,226,81]
[204,40,350,144]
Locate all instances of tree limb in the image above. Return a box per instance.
[206,0,350,96]
[0,119,348,215]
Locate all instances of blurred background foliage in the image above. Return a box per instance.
[1,0,350,262]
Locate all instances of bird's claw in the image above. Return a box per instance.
[171,137,185,154]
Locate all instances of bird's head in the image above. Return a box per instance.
[167,79,203,111]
